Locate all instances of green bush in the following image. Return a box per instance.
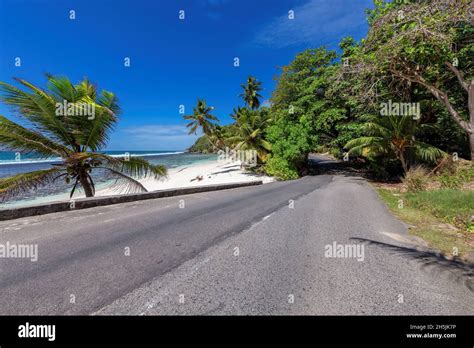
[264,156,299,180]
[402,166,429,192]
[188,135,214,153]
[368,161,391,181]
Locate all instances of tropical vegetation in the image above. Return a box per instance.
[189,0,472,182]
[239,76,263,110]
[0,0,472,207]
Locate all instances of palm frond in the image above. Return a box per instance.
[0,168,63,202]
[0,115,70,157]
[46,75,84,102]
[0,80,75,146]
[97,90,121,115]
[413,141,445,163]
[98,166,149,194]
[85,153,167,179]
[76,78,97,100]
[259,139,272,151]
[345,136,384,149]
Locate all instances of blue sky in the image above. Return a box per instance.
[0,0,373,151]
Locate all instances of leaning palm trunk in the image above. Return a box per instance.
[78,170,94,197]
[184,99,220,152]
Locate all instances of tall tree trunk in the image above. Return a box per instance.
[391,67,474,160]
[469,80,474,160]
[79,173,94,197]
[470,131,474,161]
[399,151,408,173]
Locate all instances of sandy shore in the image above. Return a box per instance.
[2,159,274,208]
[95,160,274,197]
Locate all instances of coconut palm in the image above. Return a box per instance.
[0,75,167,200]
[183,99,220,149]
[207,125,228,149]
[345,115,444,172]
[227,108,272,163]
[239,76,263,110]
[230,106,246,121]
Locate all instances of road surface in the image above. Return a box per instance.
[0,162,472,315]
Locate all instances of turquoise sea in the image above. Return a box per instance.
[0,151,217,206]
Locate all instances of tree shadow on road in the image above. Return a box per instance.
[350,237,474,292]
[308,154,370,178]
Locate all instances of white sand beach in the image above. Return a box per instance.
[96,160,274,197]
[2,159,275,208]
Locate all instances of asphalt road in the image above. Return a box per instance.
[0,167,472,315]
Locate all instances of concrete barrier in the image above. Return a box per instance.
[0,181,263,221]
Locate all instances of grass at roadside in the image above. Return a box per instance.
[376,188,474,262]
[405,190,474,231]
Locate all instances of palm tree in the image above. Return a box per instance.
[230,106,246,121]
[183,99,220,149]
[345,115,444,172]
[207,125,227,149]
[0,75,167,200]
[227,108,272,164]
[239,76,263,110]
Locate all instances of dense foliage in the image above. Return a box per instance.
[188,135,214,153]
[190,0,472,180]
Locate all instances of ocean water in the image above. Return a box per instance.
[0,151,217,206]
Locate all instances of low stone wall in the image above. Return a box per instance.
[0,181,263,221]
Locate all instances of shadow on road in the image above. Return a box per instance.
[308,153,369,178]
[351,237,474,292]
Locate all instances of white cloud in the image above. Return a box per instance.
[255,0,372,48]
[123,125,191,137]
[262,99,272,107]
